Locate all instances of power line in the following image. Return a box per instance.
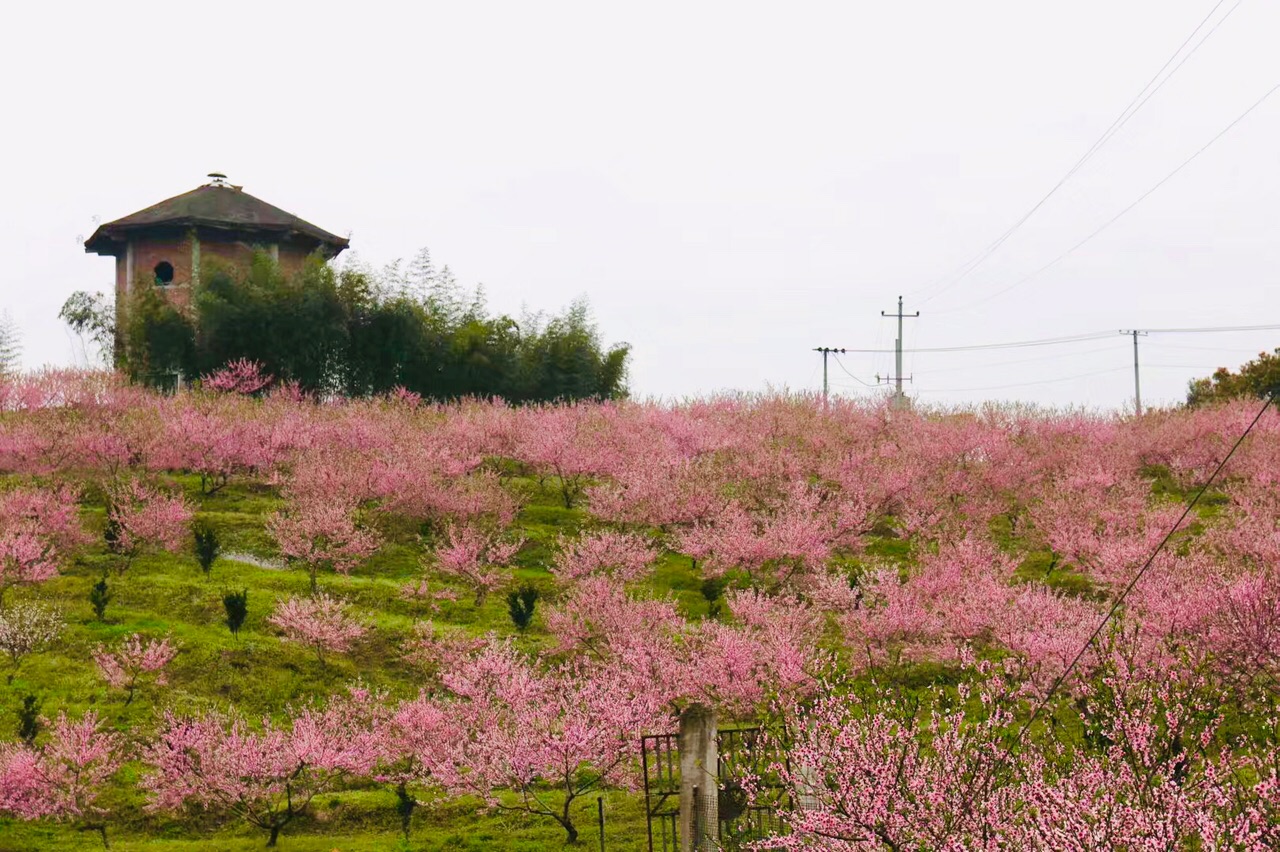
[1145,341,1272,354]
[913,365,1129,394]
[914,342,1129,375]
[913,0,1243,306]
[831,331,1116,354]
[830,353,879,387]
[826,322,1280,355]
[930,80,1280,314]
[1141,323,1280,333]
[999,389,1278,774]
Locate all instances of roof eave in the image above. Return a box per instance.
[83,220,350,256]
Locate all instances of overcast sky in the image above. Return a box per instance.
[4,0,1279,409]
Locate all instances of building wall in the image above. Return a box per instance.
[113,232,327,317]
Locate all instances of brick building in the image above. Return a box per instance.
[84,174,349,318]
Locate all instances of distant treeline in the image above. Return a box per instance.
[65,250,629,402]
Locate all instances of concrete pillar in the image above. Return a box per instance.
[678,704,718,851]
[190,229,201,288]
[125,241,135,295]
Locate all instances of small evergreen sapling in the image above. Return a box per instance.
[223,589,248,637]
[700,576,727,619]
[194,524,220,575]
[17,694,40,743]
[89,576,110,622]
[506,585,539,631]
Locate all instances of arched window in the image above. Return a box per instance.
[153,261,175,286]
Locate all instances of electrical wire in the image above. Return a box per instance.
[913,342,1129,375]
[816,323,1278,357]
[913,365,1129,394]
[1142,322,1280,333]
[831,353,880,387]
[1144,341,1272,354]
[996,389,1278,774]
[912,0,1242,306]
[929,80,1280,315]
[833,331,1117,354]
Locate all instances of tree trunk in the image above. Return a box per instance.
[396,781,416,838]
[266,824,281,847]
[560,797,580,844]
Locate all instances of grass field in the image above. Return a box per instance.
[0,473,684,850]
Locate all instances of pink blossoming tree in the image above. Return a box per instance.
[93,633,177,706]
[142,689,382,847]
[430,522,523,606]
[551,529,658,583]
[267,477,380,594]
[201,359,272,396]
[104,479,192,572]
[436,640,667,843]
[0,710,123,848]
[268,594,366,667]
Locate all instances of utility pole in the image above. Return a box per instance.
[1118,329,1148,415]
[813,347,846,406]
[881,296,919,408]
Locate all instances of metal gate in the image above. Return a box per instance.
[642,726,790,851]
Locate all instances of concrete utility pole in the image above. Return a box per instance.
[881,296,919,408]
[813,347,847,406]
[1119,329,1149,415]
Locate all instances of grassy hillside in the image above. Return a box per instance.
[0,474,681,850]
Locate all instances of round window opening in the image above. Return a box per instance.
[154,261,175,286]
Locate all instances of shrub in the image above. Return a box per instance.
[89,577,110,622]
[223,589,248,637]
[16,694,40,743]
[194,524,220,575]
[701,576,727,618]
[506,585,539,631]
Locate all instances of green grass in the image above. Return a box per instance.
[1,475,676,850]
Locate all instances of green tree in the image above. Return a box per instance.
[58,291,116,366]
[195,254,349,394]
[122,279,195,389]
[95,245,630,402]
[1187,348,1280,407]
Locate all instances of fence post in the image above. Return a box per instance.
[598,795,605,852]
[678,704,718,851]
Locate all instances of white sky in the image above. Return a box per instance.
[3,0,1279,409]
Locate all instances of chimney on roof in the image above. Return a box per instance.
[207,172,228,186]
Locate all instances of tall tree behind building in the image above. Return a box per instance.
[62,249,629,402]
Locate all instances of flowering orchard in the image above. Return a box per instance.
[0,368,1277,848]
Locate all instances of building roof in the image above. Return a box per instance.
[84,181,350,256]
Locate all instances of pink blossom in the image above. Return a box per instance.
[94,633,177,705]
[434,639,668,843]
[0,710,122,842]
[201,359,272,395]
[143,689,382,847]
[551,529,658,583]
[268,594,366,665]
[430,522,523,606]
[267,466,381,593]
[106,479,192,565]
